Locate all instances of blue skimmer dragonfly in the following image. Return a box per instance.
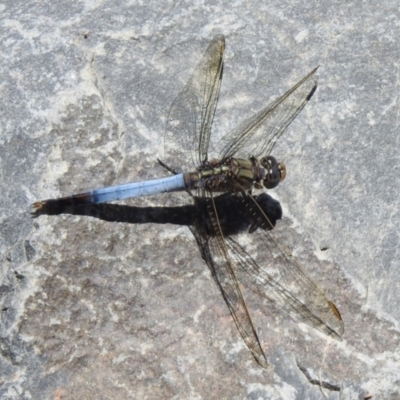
[33,35,343,368]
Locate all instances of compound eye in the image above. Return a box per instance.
[261,156,286,189]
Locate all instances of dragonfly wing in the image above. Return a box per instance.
[218,68,318,160]
[164,35,225,173]
[191,194,269,368]
[229,193,344,339]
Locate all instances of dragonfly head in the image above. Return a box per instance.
[260,156,286,189]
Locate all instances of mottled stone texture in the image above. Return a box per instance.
[1,1,400,399]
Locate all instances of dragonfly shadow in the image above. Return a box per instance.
[32,191,344,363]
[32,192,282,237]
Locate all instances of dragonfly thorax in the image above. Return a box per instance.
[184,156,285,192]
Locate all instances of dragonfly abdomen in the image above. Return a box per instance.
[89,174,186,202]
[32,174,186,213]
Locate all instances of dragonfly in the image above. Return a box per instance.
[32,35,344,368]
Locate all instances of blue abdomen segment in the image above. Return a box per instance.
[91,173,186,203]
[32,174,187,214]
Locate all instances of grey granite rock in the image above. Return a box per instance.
[1,1,399,399]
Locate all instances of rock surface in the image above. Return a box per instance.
[1,1,399,399]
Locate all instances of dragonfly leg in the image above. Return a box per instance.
[157,158,179,175]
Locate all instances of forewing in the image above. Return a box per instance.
[191,195,269,368]
[164,35,225,173]
[229,193,344,339]
[218,68,318,159]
